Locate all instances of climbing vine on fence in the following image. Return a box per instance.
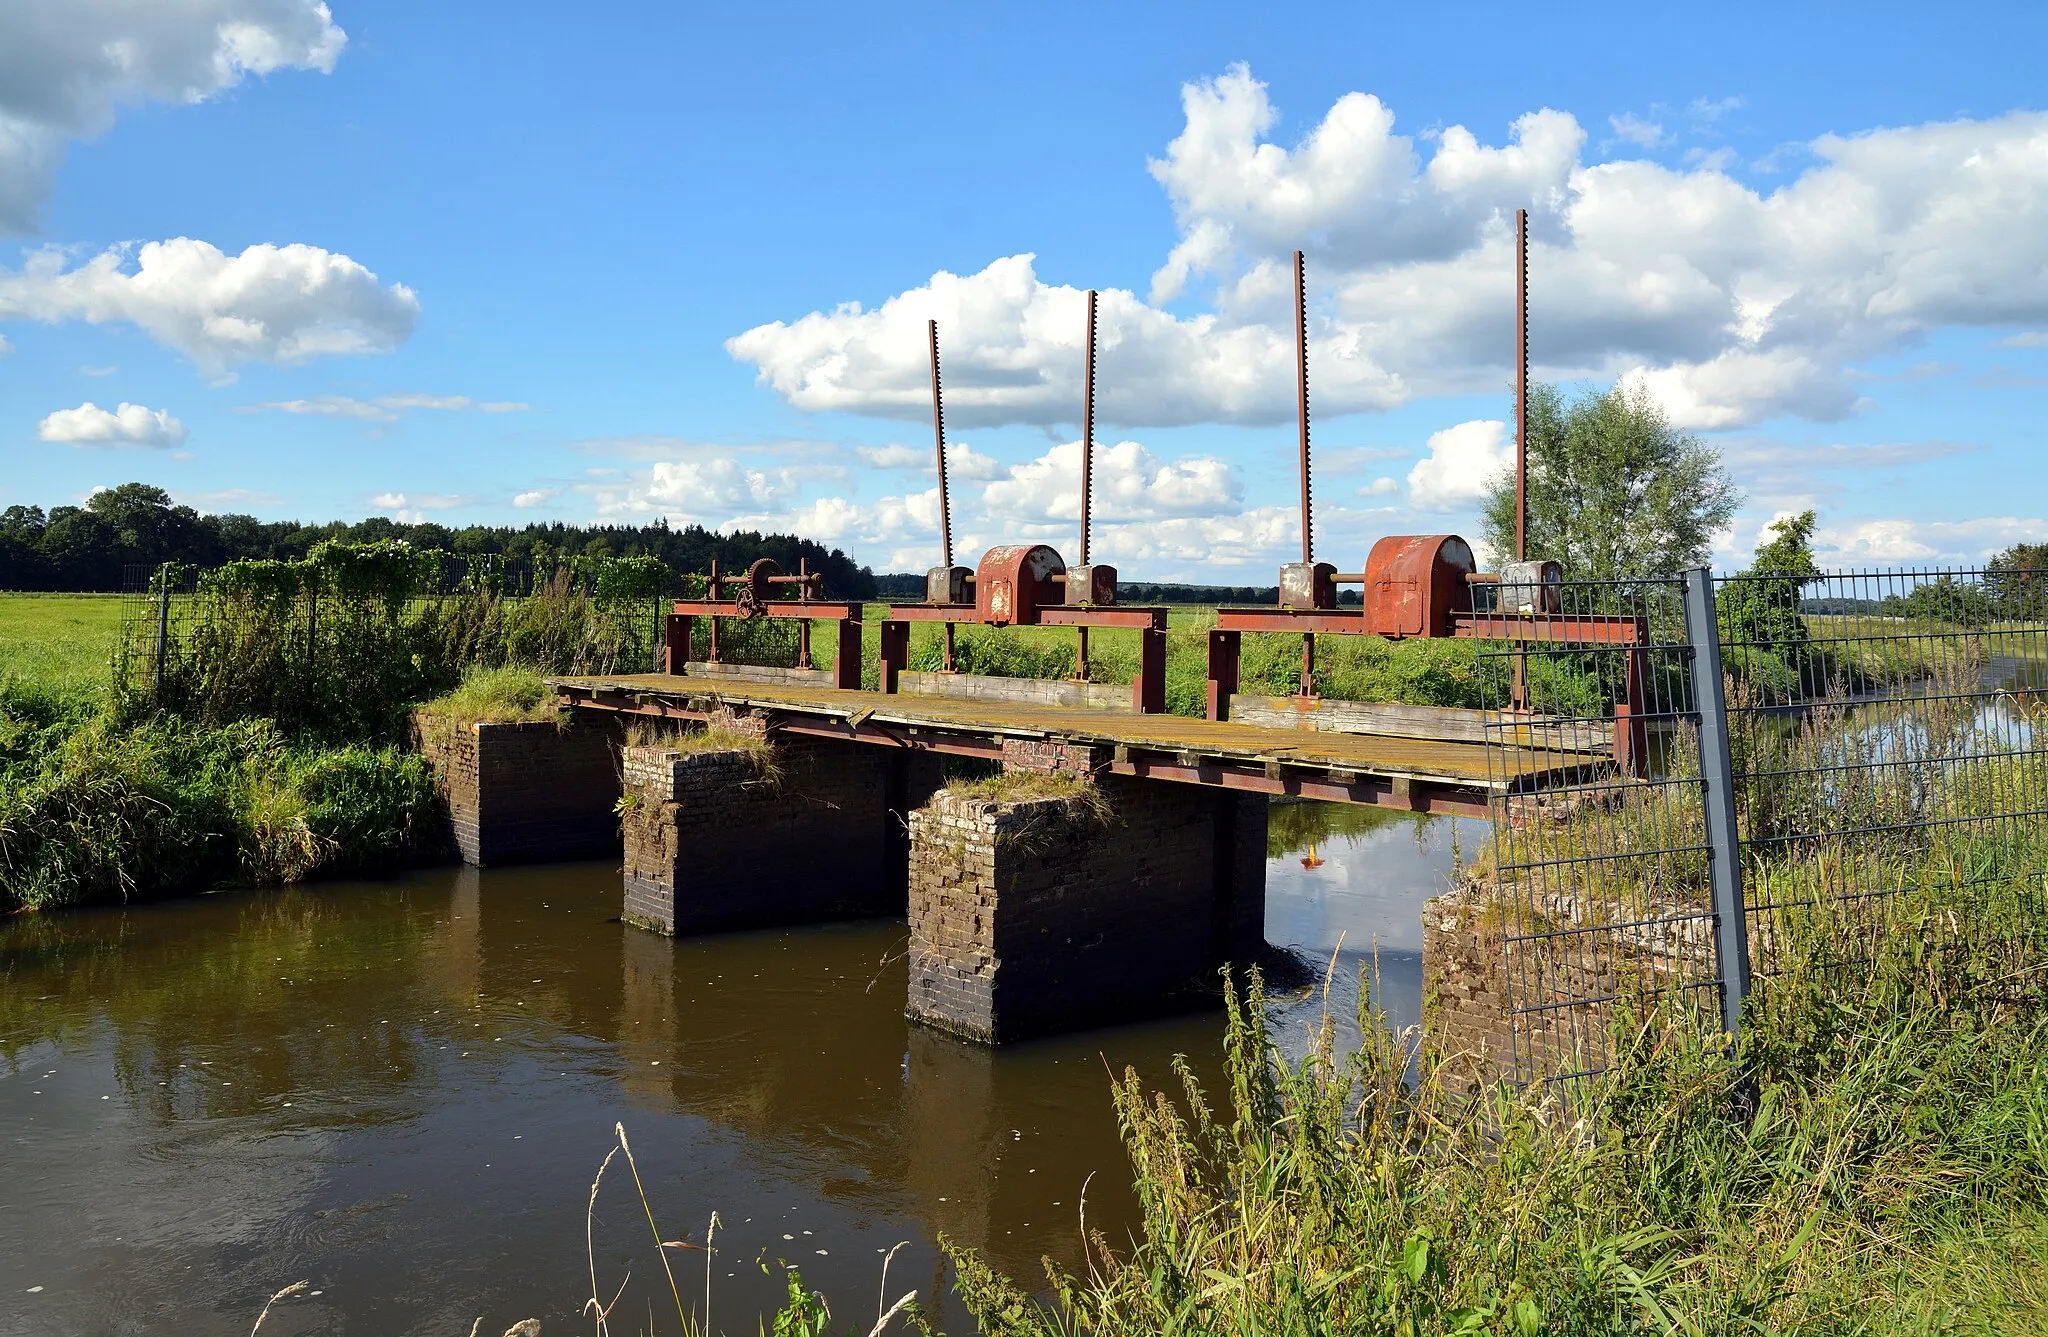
[129,544,681,741]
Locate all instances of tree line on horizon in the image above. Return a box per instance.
[0,483,879,597]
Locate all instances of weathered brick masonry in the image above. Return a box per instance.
[412,715,621,865]
[1422,879,1717,1084]
[906,776,1268,1042]
[621,737,944,935]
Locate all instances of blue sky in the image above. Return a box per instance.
[4,1,2047,578]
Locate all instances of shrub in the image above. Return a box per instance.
[0,699,437,912]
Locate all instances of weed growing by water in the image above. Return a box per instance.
[0,682,437,911]
[941,868,2048,1335]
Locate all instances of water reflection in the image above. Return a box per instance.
[1262,802,1483,1056]
[0,804,1464,1335]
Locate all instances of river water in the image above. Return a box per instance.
[0,804,1480,1336]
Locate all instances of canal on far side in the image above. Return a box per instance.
[0,803,1478,1337]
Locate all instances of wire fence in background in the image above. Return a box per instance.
[1471,565,2048,1083]
[115,559,678,735]
[1721,569,2048,990]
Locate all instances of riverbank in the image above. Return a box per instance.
[942,868,2048,1335]
[0,677,439,910]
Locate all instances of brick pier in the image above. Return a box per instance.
[905,768,1267,1043]
[620,725,943,935]
[412,715,622,865]
[1422,879,1717,1085]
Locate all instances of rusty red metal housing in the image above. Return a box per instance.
[1363,534,1476,638]
[975,544,1066,627]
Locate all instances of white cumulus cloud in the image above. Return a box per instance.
[981,439,1242,524]
[1814,516,2048,565]
[1406,419,1511,512]
[726,254,1403,429]
[0,238,419,376]
[856,440,1004,478]
[37,400,186,448]
[242,392,527,422]
[728,64,2048,434]
[0,1,346,233]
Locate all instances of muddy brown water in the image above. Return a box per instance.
[0,806,1481,1336]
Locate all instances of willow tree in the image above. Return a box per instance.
[1480,381,1741,583]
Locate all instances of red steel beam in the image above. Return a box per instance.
[1214,607,1369,635]
[672,599,863,620]
[1212,605,1645,646]
[1110,757,1491,818]
[1037,606,1168,631]
[1451,612,1643,645]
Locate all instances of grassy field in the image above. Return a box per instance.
[0,594,128,693]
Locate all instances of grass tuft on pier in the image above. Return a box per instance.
[413,664,561,726]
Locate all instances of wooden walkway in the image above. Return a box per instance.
[550,672,1610,815]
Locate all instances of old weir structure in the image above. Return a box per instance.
[413,251,1650,1050]
[407,571,1623,1048]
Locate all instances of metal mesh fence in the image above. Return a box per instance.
[1473,565,2048,1083]
[1719,567,2048,985]
[114,560,678,723]
[1475,577,1711,1082]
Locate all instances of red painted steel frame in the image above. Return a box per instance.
[878,604,1170,713]
[665,600,865,691]
[1204,606,1650,775]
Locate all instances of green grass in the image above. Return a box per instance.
[0,594,127,695]
[413,664,560,725]
[942,869,2048,1336]
[0,686,439,911]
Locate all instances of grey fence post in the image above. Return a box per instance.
[306,584,319,666]
[1681,567,1751,1038]
[152,563,172,703]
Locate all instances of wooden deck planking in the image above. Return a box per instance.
[549,673,1602,793]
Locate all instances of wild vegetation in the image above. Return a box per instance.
[0,539,681,911]
[937,883,2048,1336]
[0,685,434,910]
[1479,380,1742,579]
[933,691,2048,1334]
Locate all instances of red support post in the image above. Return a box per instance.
[1615,644,1649,777]
[1206,629,1240,721]
[664,613,693,675]
[1133,626,1167,714]
[879,619,909,694]
[833,618,863,690]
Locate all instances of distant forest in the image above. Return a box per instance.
[2,483,1330,605]
[0,483,877,597]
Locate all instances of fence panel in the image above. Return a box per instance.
[1474,564,2048,1083]
[1718,566,2048,986]
[1473,576,1712,1083]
